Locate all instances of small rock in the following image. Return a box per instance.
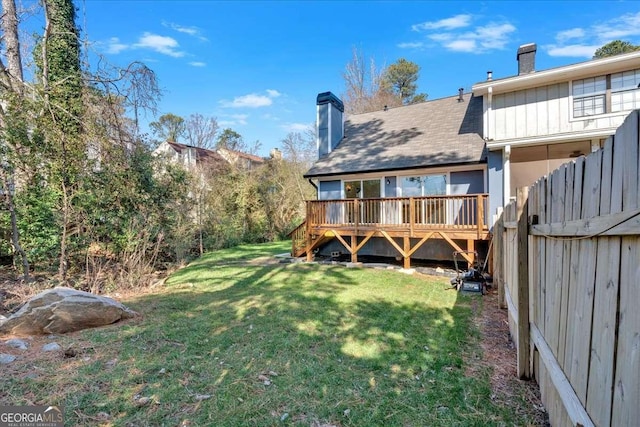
[343,409,351,417]
[0,353,16,364]
[4,338,29,350]
[25,372,38,379]
[194,394,211,401]
[280,413,289,421]
[96,412,110,421]
[435,267,445,273]
[134,396,151,406]
[42,342,61,352]
[159,368,166,374]
[268,370,278,377]
[437,406,448,413]
[258,374,270,382]
[263,379,272,386]
[106,358,118,367]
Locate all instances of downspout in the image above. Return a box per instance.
[307,178,318,191]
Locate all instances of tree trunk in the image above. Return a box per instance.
[1,0,24,93]
[0,169,30,280]
[59,182,69,281]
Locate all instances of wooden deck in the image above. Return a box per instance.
[291,194,490,268]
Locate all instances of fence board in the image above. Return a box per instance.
[585,136,619,426]
[612,236,640,426]
[569,152,601,404]
[563,157,584,377]
[495,111,640,427]
[612,111,640,426]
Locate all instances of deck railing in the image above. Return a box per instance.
[306,194,488,233]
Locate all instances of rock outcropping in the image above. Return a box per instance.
[0,287,138,336]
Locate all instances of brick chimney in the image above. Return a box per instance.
[316,92,344,159]
[517,43,537,75]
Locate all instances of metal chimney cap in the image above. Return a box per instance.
[316,91,345,112]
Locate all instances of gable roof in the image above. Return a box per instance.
[165,141,227,165]
[473,50,640,95]
[304,93,485,178]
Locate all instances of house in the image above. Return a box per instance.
[294,91,489,267]
[154,141,265,172]
[472,44,640,220]
[154,141,228,171]
[216,147,265,170]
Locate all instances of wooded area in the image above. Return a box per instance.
[493,110,640,427]
[0,0,314,291]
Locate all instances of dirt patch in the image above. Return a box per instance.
[468,289,549,425]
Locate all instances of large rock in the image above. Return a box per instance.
[0,287,138,336]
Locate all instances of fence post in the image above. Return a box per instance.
[516,187,530,379]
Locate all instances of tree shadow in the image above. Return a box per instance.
[4,260,515,426]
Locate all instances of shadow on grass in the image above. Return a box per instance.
[2,256,513,426]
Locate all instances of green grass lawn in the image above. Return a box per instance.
[1,242,535,426]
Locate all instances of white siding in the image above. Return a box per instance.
[491,82,629,141]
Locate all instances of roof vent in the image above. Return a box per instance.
[487,70,493,81]
[458,88,464,102]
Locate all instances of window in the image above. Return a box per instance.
[611,68,640,112]
[401,175,446,196]
[572,76,606,117]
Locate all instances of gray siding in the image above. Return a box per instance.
[317,105,329,158]
[488,150,503,226]
[450,170,484,195]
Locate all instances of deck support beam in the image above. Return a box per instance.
[403,235,411,269]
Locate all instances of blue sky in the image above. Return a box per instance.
[70,1,640,156]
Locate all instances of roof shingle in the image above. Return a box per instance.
[304,93,485,178]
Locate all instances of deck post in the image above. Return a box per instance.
[477,194,485,239]
[409,197,415,236]
[306,203,313,262]
[351,234,358,263]
[467,239,475,268]
[403,234,411,269]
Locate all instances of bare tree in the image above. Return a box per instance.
[185,113,219,149]
[0,0,31,280]
[342,46,401,114]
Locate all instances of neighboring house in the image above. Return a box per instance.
[154,141,228,171]
[293,91,489,266]
[217,147,265,170]
[473,44,640,221]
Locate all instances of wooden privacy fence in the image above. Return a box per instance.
[493,110,640,427]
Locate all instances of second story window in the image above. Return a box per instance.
[572,76,606,117]
[611,69,640,112]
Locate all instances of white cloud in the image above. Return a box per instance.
[219,114,249,127]
[426,22,515,53]
[281,122,310,132]
[162,21,208,41]
[412,14,472,31]
[593,12,640,40]
[105,37,128,54]
[547,12,640,58]
[225,94,273,108]
[556,28,585,43]
[189,61,206,67]
[398,42,424,49]
[221,90,282,108]
[134,32,185,57]
[546,44,600,58]
[445,39,477,52]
